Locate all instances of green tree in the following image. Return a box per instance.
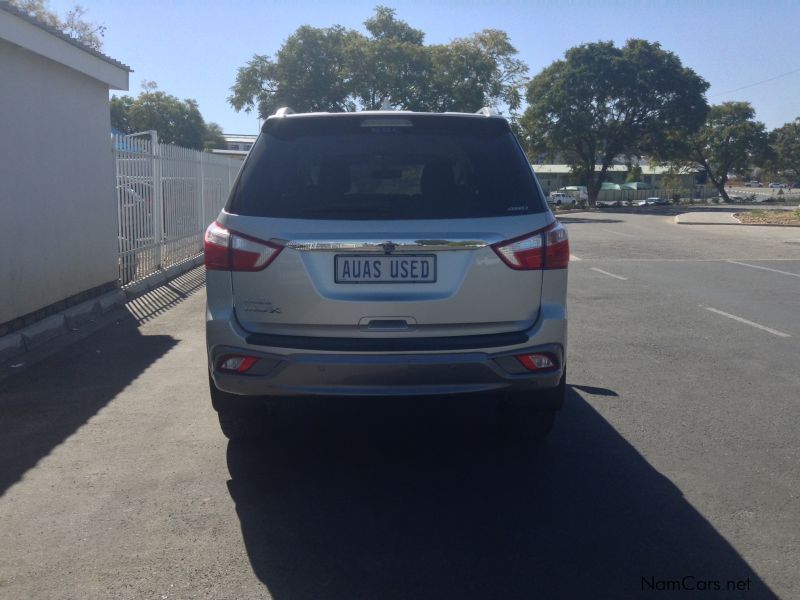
[422,30,527,113]
[351,7,428,110]
[228,6,527,118]
[111,82,219,151]
[626,164,643,183]
[686,102,770,202]
[203,122,226,151]
[229,25,362,116]
[9,0,105,49]
[519,40,709,205]
[770,118,800,181]
[363,5,424,44]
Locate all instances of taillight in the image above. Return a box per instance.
[516,352,559,372]
[218,355,258,373]
[542,222,570,269]
[492,222,569,270]
[204,222,282,271]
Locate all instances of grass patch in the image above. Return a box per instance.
[736,209,800,225]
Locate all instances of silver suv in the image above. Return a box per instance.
[205,109,569,443]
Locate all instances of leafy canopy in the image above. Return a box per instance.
[770,118,800,180]
[111,82,224,151]
[520,39,708,202]
[228,6,528,118]
[686,102,769,200]
[9,0,105,49]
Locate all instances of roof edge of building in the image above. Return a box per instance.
[0,0,131,83]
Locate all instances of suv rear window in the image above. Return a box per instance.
[228,114,546,220]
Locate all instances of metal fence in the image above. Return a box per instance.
[594,186,716,206]
[113,131,242,285]
[593,186,800,206]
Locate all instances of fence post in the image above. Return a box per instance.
[199,152,206,251]
[150,130,163,269]
[113,134,124,284]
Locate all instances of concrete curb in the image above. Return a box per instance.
[0,334,25,363]
[120,256,204,301]
[727,223,800,227]
[0,255,204,367]
[20,314,69,350]
[675,212,800,227]
[674,213,740,226]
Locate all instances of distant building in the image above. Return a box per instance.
[211,134,257,161]
[532,164,699,193]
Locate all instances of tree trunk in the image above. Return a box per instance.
[581,162,598,207]
[715,181,730,203]
[589,163,611,207]
[708,170,729,202]
[588,180,601,207]
[695,150,729,203]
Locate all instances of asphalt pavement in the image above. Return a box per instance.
[1,211,798,599]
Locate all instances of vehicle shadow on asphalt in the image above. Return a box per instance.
[226,388,776,599]
[0,314,175,495]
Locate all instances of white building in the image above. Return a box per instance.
[0,2,130,327]
[532,164,699,194]
[211,134,257,161]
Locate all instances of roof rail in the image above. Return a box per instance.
[274,107,295,117]
[475,107,494,117]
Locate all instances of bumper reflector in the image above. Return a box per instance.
[516,353,558,372]
[219,355,258,373]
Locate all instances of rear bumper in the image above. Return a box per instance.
[207,304,567,398]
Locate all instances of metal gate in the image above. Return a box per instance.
[113,131,242,285]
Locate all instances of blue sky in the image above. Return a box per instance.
[50,0,800,134]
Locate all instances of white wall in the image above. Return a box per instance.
[0,39,119,324]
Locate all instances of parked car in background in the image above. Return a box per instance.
[638,197,668,206]
[745,181,763,187]
[768,182,787,189]
[596,198,630,207]
[557,186,588,202]
[547,192,576,206]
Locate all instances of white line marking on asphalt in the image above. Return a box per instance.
[570,254,582,261]
[727,260,800,279]
[565,258,800,263]
[702,306,791,338]
[601,228,637,237]
[590,267,627,280]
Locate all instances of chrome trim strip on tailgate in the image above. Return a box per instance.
[282,238,498,252]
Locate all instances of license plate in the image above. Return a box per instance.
[335,254,436,283]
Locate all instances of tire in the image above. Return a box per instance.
[218,407,266,443]
[555,199,561,206]
[496,370,566,444]
[209,373,275,443]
